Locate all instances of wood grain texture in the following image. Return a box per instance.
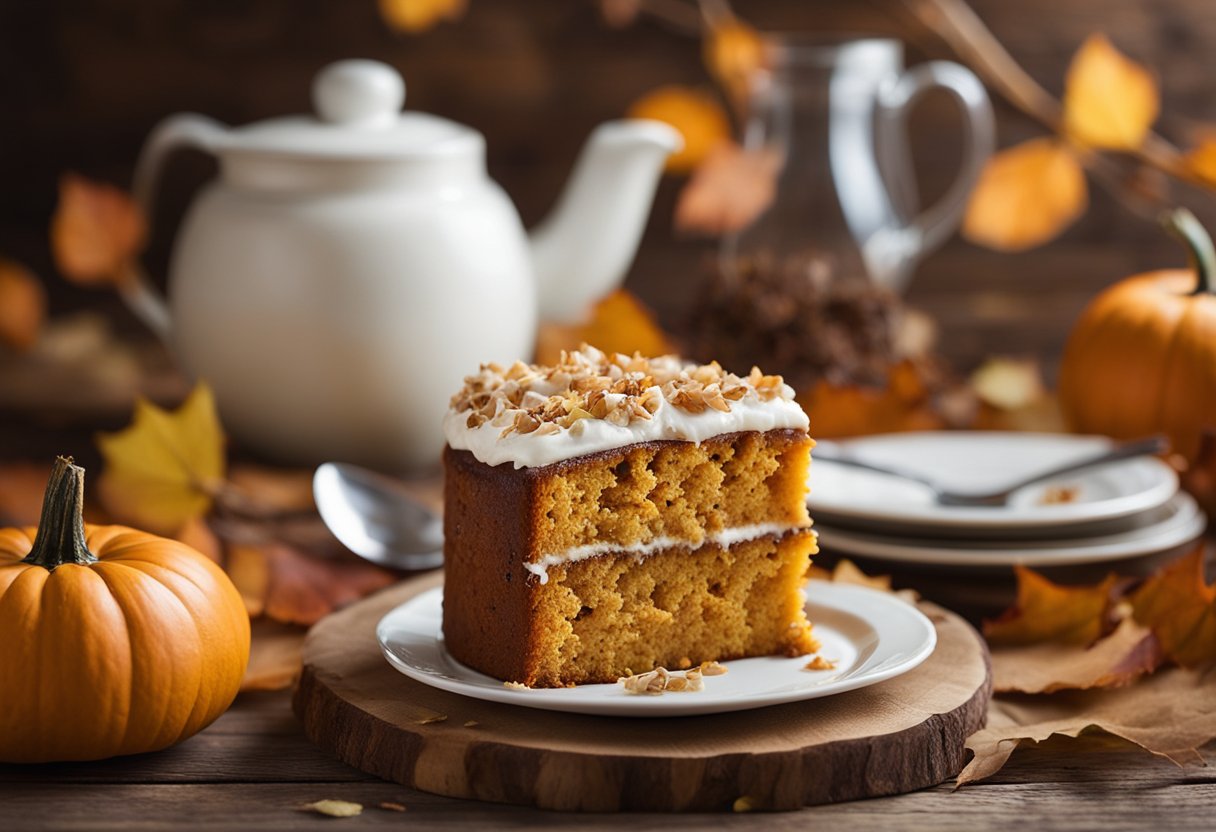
[292,572,991,812]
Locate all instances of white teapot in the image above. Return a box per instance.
[129,59,680,471]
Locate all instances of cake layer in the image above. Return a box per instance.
[444,346,809,469]
[444,530,818,688]
[445,429,812,579]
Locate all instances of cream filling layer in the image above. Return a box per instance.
[524,522,810,585]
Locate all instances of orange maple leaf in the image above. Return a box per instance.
[674,142,779,236]
[962,137,1088,252]
[1185,133,1216,187]
[377,0,466,34]
[1131,546,1216,668]
[800,360,944,439]
[627,85,730,174]
[1063,34,1159,151]
[50,173,146,287]
[984,566,1120,646]
[534,289,674,367]
[0,259,46,352]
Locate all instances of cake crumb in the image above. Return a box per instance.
[503,681,529,690]
[463,720,480,728]
[378,802,407,812]
[699,661,728,676]
[803,655,838,671]
[676,656,692,670]
[1039,485,1079,505]
[301,800,363,818]
[417,714,447,725]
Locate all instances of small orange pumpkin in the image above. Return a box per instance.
[0,457,250,763]
[1059,209,1216,459]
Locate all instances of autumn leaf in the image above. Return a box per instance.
[959,665,1216,785]
[96,383,226,534]
[962,138,1088,251]
[1063,34,1159,151]
[800,360,944,439]
[0,260,46,352]
[970,357,1046,412]
[808,558,921,605]
[50,173,146,287]
[1185,134,1216,187]
[1131,546,1216,668]
[534,290,674,366]
[990,616,1162,694]
[703,16,764,109]
[984,566,1119,646]
[377,0,466,34]
[242,618,307,691]
[627,86,730,174]
[674,142,779,236]
[174,515,223,563]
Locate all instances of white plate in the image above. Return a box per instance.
[376,582,936,717]
[809,432,1178,532]
[816,490,1205,568]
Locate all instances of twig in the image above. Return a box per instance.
[902,0,1211,199]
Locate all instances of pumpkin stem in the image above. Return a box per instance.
[22,456,96,571]
[1160,208,1216,295]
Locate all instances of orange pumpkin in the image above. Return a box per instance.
[1059,209,1216,459]
[0,457,249,762]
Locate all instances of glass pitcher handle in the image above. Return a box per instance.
[125,113,226,343]
[875,61,994,289]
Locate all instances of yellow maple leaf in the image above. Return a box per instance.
[984,566,1119,646]
[627,86,730,174]
[1131,545,1216,668]
[962,137,1088,251]
[378,0,466,34]
[0,259,46,352]
[50,173,146,287]
[96,383,226,534]
[534,289,673,366]
[1063,34,1159,151]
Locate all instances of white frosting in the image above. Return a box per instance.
[445,380,809,469]
[523,522,809,584]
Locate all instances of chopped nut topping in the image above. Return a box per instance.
[618,664,712,695]
[699,660,728,676]
[503,681,529,690]
[448,345,795,439]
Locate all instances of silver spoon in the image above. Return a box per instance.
[313,462,444,570]
[812,435,1169,507]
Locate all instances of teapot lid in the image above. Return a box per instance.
[222,60,480,159]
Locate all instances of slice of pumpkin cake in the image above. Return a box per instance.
[441,345,817,688]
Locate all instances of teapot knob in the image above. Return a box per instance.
[313,60,405,127]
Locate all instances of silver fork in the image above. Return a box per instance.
[812,435,1169,507]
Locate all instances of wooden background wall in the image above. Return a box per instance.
[2,0,1213,375]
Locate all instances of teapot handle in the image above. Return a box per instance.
[874,61,994,291]
[125,114,227,343]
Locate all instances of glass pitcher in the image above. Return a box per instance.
[694,36,993,391]
[722,36,993,293]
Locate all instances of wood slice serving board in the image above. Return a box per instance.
[293,573,991,812]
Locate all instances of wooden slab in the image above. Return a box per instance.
[293,573,991,812]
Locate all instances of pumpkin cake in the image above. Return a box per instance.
[441,345,817,688]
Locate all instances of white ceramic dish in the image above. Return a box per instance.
[815,490,1205,568]
[808,432,1178,532]
[376,582,936,717]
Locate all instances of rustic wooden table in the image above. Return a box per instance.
[1,689,1212,830]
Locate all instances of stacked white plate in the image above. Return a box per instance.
[808,432,1205,577]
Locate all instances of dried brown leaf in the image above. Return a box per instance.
[959,666,1216,785]
[984,566,1119,647]
[301,799,363,818]
[990,616,1162,694]
[260,542,396,626]
[627,85,729,174]
[1131,545,1216,668]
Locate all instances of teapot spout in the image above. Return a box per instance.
[529,120,681,324]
